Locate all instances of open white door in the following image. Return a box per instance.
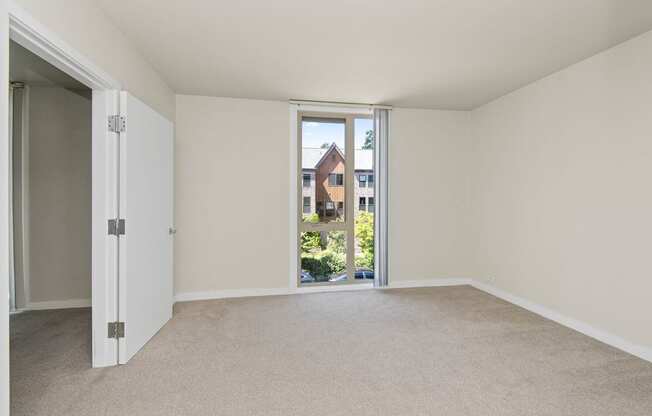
[118,91,174,364]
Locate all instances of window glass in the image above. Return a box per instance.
[301,117,346,224]
[300,115,376,286]
[354,118,375,281]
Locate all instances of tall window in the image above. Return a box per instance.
[298,113,375,285]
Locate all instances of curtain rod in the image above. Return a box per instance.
[289,99,393,110]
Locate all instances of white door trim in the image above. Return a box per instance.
[8,1,120,91]
[7,2,122,368]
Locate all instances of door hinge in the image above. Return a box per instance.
[108,219,126,236]
[107,321,125,339]
[108,115,126,133]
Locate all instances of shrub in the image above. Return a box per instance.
[355,252,374,269]
[321,250,345,274]
[301,255,331,279]
[301,249,346,281]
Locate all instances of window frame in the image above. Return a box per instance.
[297,111,373,287]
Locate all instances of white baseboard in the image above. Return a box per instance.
[174,279,466,302]
[175,283,379,302]
[9,308,28,315]
[470,280,652,363]
[26,298,91,310]
[389,278,472,289]
[296,282,374,294]
[174,287,290,303]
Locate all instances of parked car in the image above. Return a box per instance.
[328,268,374,282]
[301,271,315,283]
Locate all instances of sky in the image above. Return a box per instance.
[302,118,373,150]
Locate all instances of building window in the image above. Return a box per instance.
[359,197,366,211]
[359,174,367,187]
[328,173,344,186]
[368,174,374,187]
[303,197,311,214]
[303,173,311,187]
[368,197,375,213]
[325,201,335,217]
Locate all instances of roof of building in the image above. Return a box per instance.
[302,145,373,170]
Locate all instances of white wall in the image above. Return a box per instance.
[471,30,652,349]
[11,0,175,121]
[174,96,476,296]
[174,95,291,295]
[390,108,476,282]
[23,86,91,305]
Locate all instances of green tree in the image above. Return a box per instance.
[355,212,374,268]
[362,130,374,150]
[320,142,331,149]
[301,213,321,253]
[326,230,346,254]
[301,232,321,253]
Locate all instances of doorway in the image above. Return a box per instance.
[8,39,95,404]
[9,41,93,312]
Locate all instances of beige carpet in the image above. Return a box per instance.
[10,286,652,415]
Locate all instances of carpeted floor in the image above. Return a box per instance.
[10,286,652,415]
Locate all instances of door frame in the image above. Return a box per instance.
[7,3,122,368]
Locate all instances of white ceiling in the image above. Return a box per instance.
[96,0,652,110]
